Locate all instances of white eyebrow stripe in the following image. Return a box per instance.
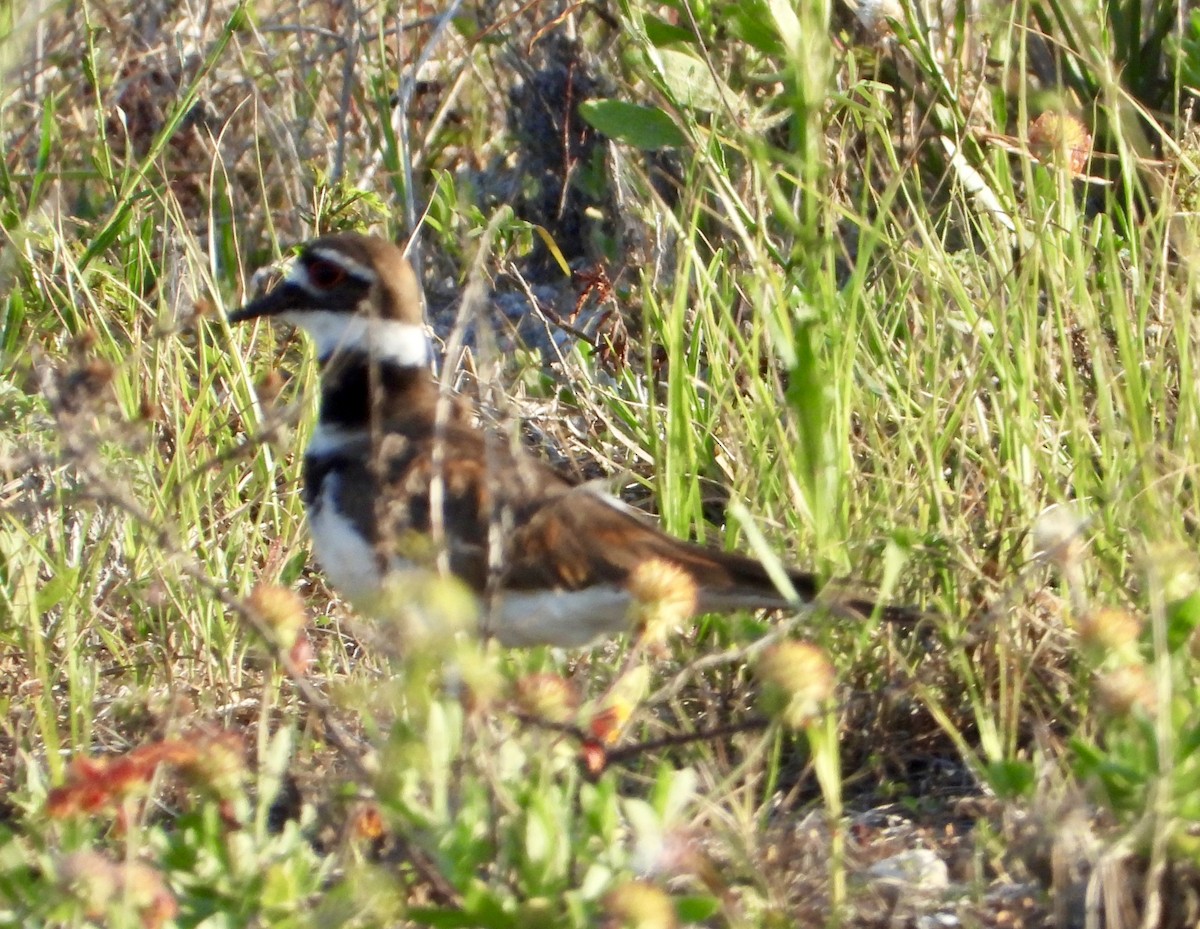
[308,247,377,282]
[283,252,377,298]
[280,309,430,367]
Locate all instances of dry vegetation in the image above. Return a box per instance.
[4,0,1200,926]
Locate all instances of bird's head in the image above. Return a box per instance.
[229,233,428,366]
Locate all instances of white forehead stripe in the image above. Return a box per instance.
[283,261,314,293]
[280,309,430,366]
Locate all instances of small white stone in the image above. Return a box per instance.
[1032,502,1086,570]
[853,0,904,33]
[866,848,949,893]
[917,912,961,929]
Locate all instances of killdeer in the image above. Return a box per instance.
[229,233,909,647]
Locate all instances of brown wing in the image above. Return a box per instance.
[501,485,820,607]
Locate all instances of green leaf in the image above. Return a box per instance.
[36,569,80,613]
[654,48,727,112]
[411,885,516,929]
[644,14,696,47]
[407,907,500,929]
[766,0,802,53]
[676,895,722,922]
[577,100,685,150]
[983,759,1034,799]
[1167,592,1200,652]
[281,548,309,585]
[1178,720,1200,759]
[525,809,552,868]
[729,0,785,55]
[654,763,697,822]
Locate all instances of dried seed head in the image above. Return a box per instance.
[627,558,697,645]
[756,640,836,729]
[455,644,504,714]
[1142,543,1200,604]
[604,880,677,929]
[1075,607,1142,655]
[515,673,579,723]
[118,861,178,929]
[246,584,308,648]
[1030,112,1092,175]
[56,850,120,916]
[57,850,178,927]
[1094,664,1157,717]
[178,729,245,797]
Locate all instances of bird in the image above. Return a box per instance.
[228,232,912,647]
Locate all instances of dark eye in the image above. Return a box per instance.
[306,258,347,289]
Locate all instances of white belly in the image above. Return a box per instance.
[490,587,633,647]
[306,475,387,606]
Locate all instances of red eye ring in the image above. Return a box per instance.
[306,258,347,289]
